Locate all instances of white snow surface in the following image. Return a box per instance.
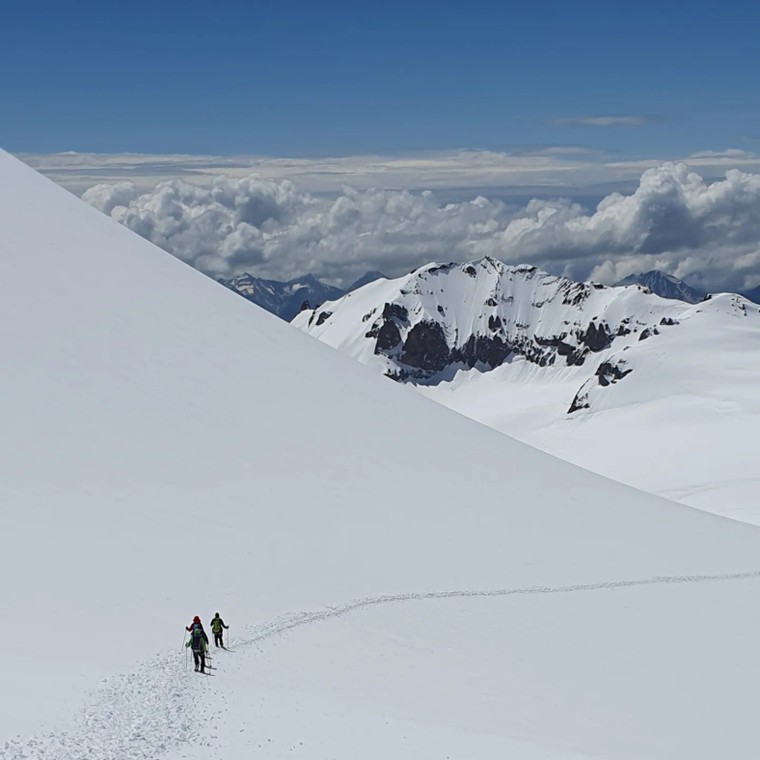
[4,150,760,758]
[294,258,760,523]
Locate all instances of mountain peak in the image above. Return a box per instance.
[348,270,387,291]
[616,270,705,304]
[294,259,696,387]
[219,271,344,320]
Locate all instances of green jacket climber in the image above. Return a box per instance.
[210,613,229,647]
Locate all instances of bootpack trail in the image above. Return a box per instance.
[4,569,759,760]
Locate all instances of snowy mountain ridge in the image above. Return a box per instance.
[294,256,756,412]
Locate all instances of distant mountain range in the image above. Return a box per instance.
[294,257,746,400]
[615,269,760,304]
[614,270,707,304]
[222,266,759,322]
[219,271,386,321]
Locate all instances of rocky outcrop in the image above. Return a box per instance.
[399,322,450,372]
[375,320,402,355]
[582,322,612,352]
[568,358,633,413]
[453,335,513,368]
[595,360,633,388]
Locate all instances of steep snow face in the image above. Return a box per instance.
[5,151,760,759]
[615,270,706,304]
[295,259,760,519]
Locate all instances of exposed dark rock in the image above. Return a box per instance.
[660,317,679,326]
[562,283,590,307]
[639,327,659,341]
[382,303,409,323]
[400,321,450,372]
[568,385,591,414]
[453,335,513,368]
[595,361,633,387]
[316,311,332,326]
[426,263,456,275]
[437,305,446,316]
[582,322,612,352]
[374,319,402,355]
[463,265,477,277]
[488,315,502,331]
[486,297,498,307]
[535,335,585,366]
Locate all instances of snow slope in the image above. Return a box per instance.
[4,150,760,759]
[295,259,760,521]
[420,300,760,522]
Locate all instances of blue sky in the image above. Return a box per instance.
[2,0,759,157]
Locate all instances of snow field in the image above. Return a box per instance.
[4,150,760,758]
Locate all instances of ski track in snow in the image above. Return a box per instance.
[5,569,760,760]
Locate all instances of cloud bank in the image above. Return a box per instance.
[30,147,760,197]
[82,163,760,292]
[555,116,649,127]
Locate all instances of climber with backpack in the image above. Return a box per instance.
[185,615,210,673]
[210,612,229,648]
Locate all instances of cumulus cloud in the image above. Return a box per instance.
[498,163,760,291]
[82,163,760,293]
